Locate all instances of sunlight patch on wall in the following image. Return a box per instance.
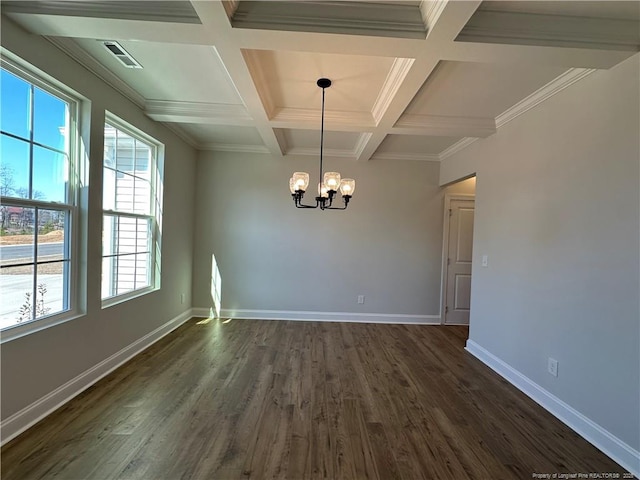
[210,253,222,319]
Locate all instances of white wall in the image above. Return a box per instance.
[443,54,640,462]
[193,152,460,321]
[0,18,197,423]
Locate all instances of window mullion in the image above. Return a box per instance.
[31,207,39,320]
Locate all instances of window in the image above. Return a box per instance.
[0,62,78,332]
[101,117,162,304]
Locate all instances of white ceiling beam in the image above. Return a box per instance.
[443,41,638,70]
[5,13,213,45]
[231,28,425,58]
[189,0,286,156]
[269,108,375,132]
[458,10,639,52]
[355,0,482,162]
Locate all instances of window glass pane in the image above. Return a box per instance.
[0,264,34,328]
[33,87,67,150]
[135,252,149,288]
[36,262,66,319]
[116,255,135,295]
[104,124,116,169]
[102,214,117,257]
[117,217,137,255]
[135,142,151,181]
[116,131,135,172]
[37,209,67,262]
[33,146,67,202]
[136,218,149,252]
[103,167,116,211]
[0,69,30,140]
[102,255,115,299]
[134,177,150,214]
[1,134,30,198]
[0,208,35,267]
[115,171,134,212]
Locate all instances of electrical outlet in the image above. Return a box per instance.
[180,293,185,305]
[481,255,488,267]
[548,357,558,377]
[357,295,365,304]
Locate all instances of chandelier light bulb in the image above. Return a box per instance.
[324,171,341,192]
[340,178,355,196]
[292,171,309,191]
[318,182,329,198]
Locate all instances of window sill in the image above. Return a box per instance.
[101,285,159,310]
[0,310,85,344]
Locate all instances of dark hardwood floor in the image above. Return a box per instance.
[1,319,632,479]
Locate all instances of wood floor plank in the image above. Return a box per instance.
[1,319,633,480]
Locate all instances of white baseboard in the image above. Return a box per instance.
[193,307,441,325]
[1,308,194,446]
[465,340,640,477]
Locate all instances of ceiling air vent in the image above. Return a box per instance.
[102,41,143,69]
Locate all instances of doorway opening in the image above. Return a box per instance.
[441,177,476,325]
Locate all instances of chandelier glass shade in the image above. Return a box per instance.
[289,78,355,210]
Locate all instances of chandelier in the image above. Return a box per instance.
[289,78,355,210]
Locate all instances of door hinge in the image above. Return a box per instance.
[447,258,450,265]
[449,208,452,217]
[445,305,449,313]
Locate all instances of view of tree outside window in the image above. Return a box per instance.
[0,67,75,330]
[102,121,160,301]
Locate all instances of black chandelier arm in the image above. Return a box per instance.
[328,195,351,210]
[323,205,348,210]
[292,192,320,208]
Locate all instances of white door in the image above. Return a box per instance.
[444,198,475,325]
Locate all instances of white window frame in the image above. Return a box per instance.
[101,113,162,308]
[0,53,82,342]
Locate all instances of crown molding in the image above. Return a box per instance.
[199,143,270,154]
[439,67,597,161]
[222,0,240,20]
[372,152,441,162]
[458,10,640,51]
[420,0,448,33]
[145,100,253,125]
[371,57,415,124]
[439,137,479,161]
[3,0,201,24]
[496,68,596,128]
[231,1,426,39]
[353,132,373,158]
[270,108,375,131]
[163,123,199,149]
[394,114,496,137]
[45,36,146,108]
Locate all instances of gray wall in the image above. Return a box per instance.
[1,18,197,419]
[193,153,470,318]
[442,55,640,451]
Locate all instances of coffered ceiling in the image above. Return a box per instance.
[3,0,638,162]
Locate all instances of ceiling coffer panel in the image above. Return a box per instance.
[1,1,202,24]
[231,1,426,39]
